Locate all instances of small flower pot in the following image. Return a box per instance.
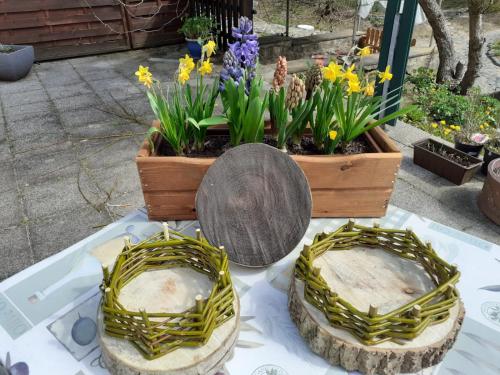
[413,138,482,185]
[478,158,500,225]
[482,147,500,175]
[0,45,34,81]
[454,139,483,157]
[186,39,202,59]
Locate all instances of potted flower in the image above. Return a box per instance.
[0,43,34,81]
[482,136,500,175]
[136,17,410,220]
[478,158,500,225]
[179,16,215,60]
[453,89,491,157]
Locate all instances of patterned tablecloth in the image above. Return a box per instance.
[1,205,499,375]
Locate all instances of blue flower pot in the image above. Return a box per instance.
[186,39,202,60]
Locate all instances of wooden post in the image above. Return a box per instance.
[163,222,169,240]
[369,304,378,318]
[239,0,253,20]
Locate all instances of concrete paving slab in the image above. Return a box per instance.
[6,113,61,139]
[45,82,94,100]
[0,161,17,195]
[23,175,87,220]
[0,189,23,228]
[0,142,10,162]
[14,148,79,186]
[0,89,49,108]
[0,225,33,279]
[76,136,142,170]
[66,121,132,139]
[3,101,52,123]
[52,95,101,112]
[0,74,43,94]
[11,132,70,156]
[29,207,110,263]
[59,107,116,128]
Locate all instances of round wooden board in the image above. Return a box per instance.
[98,267,240,375]
[288,246,465,375]
[196,143,312,267]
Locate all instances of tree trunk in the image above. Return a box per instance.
[418,0,461,82]
[459,0,486,94]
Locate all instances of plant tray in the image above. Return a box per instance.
[413,138,482,185]
[100,227,236,360]
[136,124,401,220]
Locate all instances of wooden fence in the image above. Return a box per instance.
[190,0,253,48]
[0,0,188,61]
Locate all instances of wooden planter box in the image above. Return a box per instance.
[413,138,482,185]
[136,126,402,220]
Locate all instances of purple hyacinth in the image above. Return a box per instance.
[220,16,259,91]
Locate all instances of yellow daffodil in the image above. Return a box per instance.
[203,41,217,58]
[178,69,190,85]
[329,130,338,141]
[135,65,153,88]
[378,65,393,83]
[179,54,195,73]
[454,125,461,131]
[444,129,451,135]
[357,46,371,57]
[323,62,343,82]
[344,64,358,82]
[431,123,438,129]
[347,78,361,95]
[364,81,375,96]
[440,120,446,125]
[198,59,213,76]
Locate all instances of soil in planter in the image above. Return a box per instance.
[156,135,372,157]
[422,140,476,167]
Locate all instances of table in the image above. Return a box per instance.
[1,205,499,375]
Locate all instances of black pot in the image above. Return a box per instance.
[482,147,500,175]
[454,139,483,157]
[0,45,34,81]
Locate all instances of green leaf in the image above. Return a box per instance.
[198,116,228,127]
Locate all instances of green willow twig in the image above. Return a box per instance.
[293,220,461,346]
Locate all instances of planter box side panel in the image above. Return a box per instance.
[137,156,215,191]
[143,191,198,220]
[311,188,392,217]
[293,153,401,190]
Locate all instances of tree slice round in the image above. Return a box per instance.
[98,267,240,375]
[196,143,312,267]
[288,246,465,375]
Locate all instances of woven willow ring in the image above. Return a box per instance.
[294,220,460,346]
[101,225,236,359]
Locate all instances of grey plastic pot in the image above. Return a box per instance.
[0,45,34,81]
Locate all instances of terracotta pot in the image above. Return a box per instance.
[136,125,402,220]
[413,138,482,185]
[478,158,500,225]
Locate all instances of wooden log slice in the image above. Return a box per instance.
[196,143,312,267]
[288,246,465,375]
[98,267,240,375]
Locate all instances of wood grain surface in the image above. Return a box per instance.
[289,246,465,375]
[196,143,312,267]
